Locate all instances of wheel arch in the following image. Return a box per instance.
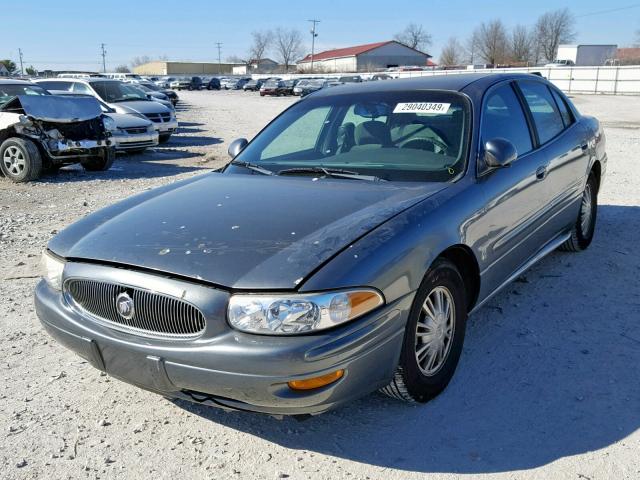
[434,244,480,312]
[590,159,602,193]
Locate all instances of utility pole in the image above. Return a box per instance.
[18,48,24,76]
[215,42,222,74]
[100,43,107,73]
[308,20,320,73]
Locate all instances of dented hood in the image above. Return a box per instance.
[11,95,102,123]
[49,173,444,289]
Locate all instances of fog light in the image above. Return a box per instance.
[287,370,344,391]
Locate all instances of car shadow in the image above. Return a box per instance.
[172,204,640,474]
[36,150,208,183]
[162,136,223,148]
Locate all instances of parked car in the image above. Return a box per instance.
[0,80,114,182]
[137,81,179,105]
[299,79,341,97]
[221,77,250,90]
[49,91,159,154]
[369,73,392,81]
[544,59,576,68]
[338,75,363,83]
[170,77,203,91]
[242,79,263,91]
[35,74,606,416]
[259,79,287,96]
[292,79,318,95]
[155,77,176,89]
[206,78,221,90]
[280,79,300,95]
[35,78,178,143]
[130,84,174,109]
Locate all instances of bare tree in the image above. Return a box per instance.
[115,65,131,73]
[273,27,304,72]
[475,20,509,64]
[226,55,247,64]
[394,23,432,52]
[510,25,534,64]
[535,8,575,62]
[440,38,464,66]
[464,31,480,64]
[249,30,273,61]
[130,55,151,68]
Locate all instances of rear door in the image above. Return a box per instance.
[516,80,589,236]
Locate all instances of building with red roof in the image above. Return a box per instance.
[297,40,432,73]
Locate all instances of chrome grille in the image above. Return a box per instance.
[124,127,148,134]
[65,279,205,339]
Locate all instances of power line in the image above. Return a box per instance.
[18,48,24,75]
[100,43,107,73]
[308,19,320,72]
[215,42,222,74]
[576,3,640,18]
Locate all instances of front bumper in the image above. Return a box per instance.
[152,118,178,135]
[111,130,159,151]
[35,271,410,415]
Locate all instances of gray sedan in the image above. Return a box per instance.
[35,73,606,416]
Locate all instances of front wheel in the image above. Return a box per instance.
[559,172,598,252]
[0,137,43,182]
[81,148,114,172]
[381,258,467,403]
[158,134,172,144]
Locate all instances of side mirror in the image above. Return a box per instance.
[483,138,517,168]
[227,138,248,159]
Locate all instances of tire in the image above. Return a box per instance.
[81,148,115,172]
[125,148,148,154]
[0,137,43,182]
[158,134,171,144]
[381,258,467,403]
[559,172,598,252]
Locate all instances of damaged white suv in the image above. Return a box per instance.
[0,79,115,182]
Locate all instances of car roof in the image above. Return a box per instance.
[0,79,36,85]
[310,72,545,97]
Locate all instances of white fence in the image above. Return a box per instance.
[256,66,640,95]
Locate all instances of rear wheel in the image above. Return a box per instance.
[0,137,43,182]
[81,148,115,172]
[158,134,172,143]
[559,172,598,252]
[381,258,467,403]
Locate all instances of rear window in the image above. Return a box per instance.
[518,81,566,144]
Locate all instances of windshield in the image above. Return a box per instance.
[231,90,470,182]
[0,84,49,107]
[89,81,148,102]
[140,82,161,91]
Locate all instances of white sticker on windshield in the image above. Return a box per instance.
[393,102,451,114]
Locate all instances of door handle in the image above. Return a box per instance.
[536,165,547,180]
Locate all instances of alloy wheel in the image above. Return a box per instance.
[2,146,26,176]
[415,286,455,376]
[580,182,593,233]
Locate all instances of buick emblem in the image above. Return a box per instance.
[116,292,135,320]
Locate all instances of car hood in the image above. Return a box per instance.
[3,95,102,123]
[49,173,445,290]
[109,100,170,115]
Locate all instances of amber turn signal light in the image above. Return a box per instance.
[287,370,345,391]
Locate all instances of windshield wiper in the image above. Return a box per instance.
[229,160,274,176]
[278,166,382,182]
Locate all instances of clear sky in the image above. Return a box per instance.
[2,0,639,71]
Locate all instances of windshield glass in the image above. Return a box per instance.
[0,84,49,107]
[231,90,470,182]
[89,81,148,102]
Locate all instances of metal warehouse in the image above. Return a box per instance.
[297,40,432,72]
[133,61,244,76]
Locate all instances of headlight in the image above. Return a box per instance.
[41,250,65,291]
[102,116,117,131]
[228,289,384,335]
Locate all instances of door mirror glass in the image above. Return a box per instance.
[483,138,517,168]
[228,138,248,159]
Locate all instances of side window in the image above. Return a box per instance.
[518,81,566,144]
[72,83,92,94]
[260,106,331,160]
[481,83,532,157]
[550,88,574,128]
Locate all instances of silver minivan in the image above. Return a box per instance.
[35,78,178,143]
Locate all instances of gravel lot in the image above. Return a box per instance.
[1,89,639,480]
